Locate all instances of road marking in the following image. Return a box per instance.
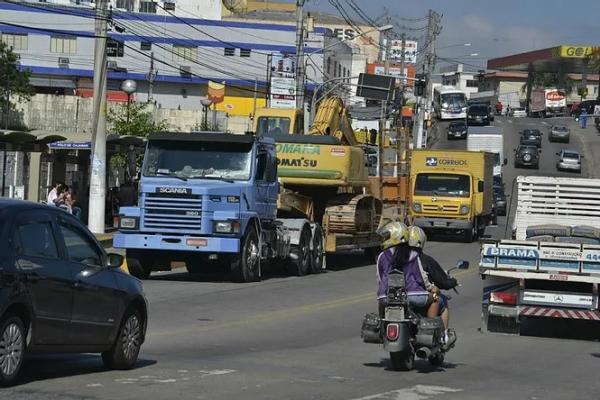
[351,385,463,400]
[541,121,549,125]
[508,119,513,124]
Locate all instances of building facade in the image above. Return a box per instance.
[440,64,480,99]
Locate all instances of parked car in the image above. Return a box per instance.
[0,200,147,385]
[493,184,508,216]
[556,149,582,173]
[467,104,491,126]
[447,120,468,140]
[510,108,527,118]
[514,145,540,169]
[520,129,542,147]
[572,99,600,119]
[548,125,570,143]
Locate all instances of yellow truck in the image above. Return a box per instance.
[409,149,494,242]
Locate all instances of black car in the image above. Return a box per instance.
[514,145,540,169]
[0,200,147,385]
[466,104,490,126]
[447,121,468,140]
[493,185,507,216]
[520,129,542,148]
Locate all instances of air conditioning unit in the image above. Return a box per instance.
[107,60,118,70]
[58,57,69,68]
[179,65,192,77]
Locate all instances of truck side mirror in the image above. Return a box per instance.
[478,181,484,192]
[503,158,507,165]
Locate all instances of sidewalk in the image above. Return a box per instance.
[570,119,600,178]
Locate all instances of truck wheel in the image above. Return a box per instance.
[288,224,311,276]
[231,226,261,283]
[309,224,325,274]
[389,350,414,371]
[464,221,477,242]
[126,252,152,280]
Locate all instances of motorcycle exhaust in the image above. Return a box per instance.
[415,347,431,359]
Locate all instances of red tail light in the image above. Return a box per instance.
[386,323,399,341]
[490,291,518,305]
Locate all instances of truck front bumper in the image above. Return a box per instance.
[113,233,240,253]
[413,217,472,230]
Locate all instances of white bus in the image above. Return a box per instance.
[433,86,468,120]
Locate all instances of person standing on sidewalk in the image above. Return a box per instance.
[581,109,588,129]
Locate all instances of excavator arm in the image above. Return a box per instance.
[309,96,358,146]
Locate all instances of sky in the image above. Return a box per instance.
[289,0,600,70]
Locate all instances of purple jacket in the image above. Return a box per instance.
[377,248,430,300]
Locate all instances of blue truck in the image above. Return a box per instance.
[114,132,320,282]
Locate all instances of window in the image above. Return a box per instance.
[173,45,198,62]
[466,79,479,88]
[59,223,103,267]
[240,48,251,57]
[50,36,76,54]
[139,1,157,13]
[107,39,124,57]
[338,64,341,79]
[16,222,59,259]
[224,47,235,56]
[140,41,152,51]
[116,0,134,11]
[326,57,331,75]
[333,61,337,77]
[1,33,28,50]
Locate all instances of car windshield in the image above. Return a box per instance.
[562,151,579,159]
[143,140,253,181]
[256,116,291,136]
[415,173,470,198]
[450,122,466,129]
[554,126,569,132]
[519,146,537,152]
[469,105,488,114]
[441,93,467,109]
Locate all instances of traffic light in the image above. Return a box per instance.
[415,73,426,96]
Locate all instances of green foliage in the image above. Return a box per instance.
[107,102,168,137]
[0,41,34,118]
[521,72,574,95]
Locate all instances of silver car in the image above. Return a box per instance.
[556,149,582,173]
[549,125,570,143]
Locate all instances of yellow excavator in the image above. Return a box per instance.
[253,96,382,255]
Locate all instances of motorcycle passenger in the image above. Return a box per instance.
[407,226,458,348]
[376,222,438,320]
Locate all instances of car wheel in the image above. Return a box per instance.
[102,308,144,370]
[0,315,25,386]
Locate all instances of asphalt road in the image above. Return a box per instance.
[6,117,600,400]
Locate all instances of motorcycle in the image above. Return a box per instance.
[361,260,469,371]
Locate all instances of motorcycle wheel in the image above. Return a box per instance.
[389,350,414,371]
[428,353,445,367]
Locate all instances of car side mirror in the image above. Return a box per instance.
[503,158,507,165]
[556,152,560,155]
[456,260,469,269]
[107,253,125,269]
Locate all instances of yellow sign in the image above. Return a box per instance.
[556,45,600,58]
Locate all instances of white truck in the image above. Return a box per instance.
[467,126,505,177]
[480,176,600,334]
[529,88,567,118]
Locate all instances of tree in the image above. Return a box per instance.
[521,72,574,95]
[107,102,168,138]
[0,41,34,128]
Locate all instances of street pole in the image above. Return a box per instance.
[126,93,131,124]
[147,51,155,103]
[2,59,10,197]
[294,0,306,112]
[397,33,406,213]
[88,0,108,234]
[252,77,258,118]
[378,33,391,203]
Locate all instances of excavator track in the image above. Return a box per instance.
[325,195,382,234]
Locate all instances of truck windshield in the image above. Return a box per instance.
[143,140,253,181]
[256,117,290,136]
[415,173,470,197]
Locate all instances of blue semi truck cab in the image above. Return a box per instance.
[114,132,318,282]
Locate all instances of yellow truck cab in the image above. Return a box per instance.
[409,149,494,242]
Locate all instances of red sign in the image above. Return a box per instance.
[546,90,565,101]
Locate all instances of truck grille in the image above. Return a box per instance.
[142,192,202,233]
[423,204,459,214]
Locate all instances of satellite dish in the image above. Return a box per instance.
[222,0,247,13]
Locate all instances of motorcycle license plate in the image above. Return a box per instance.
[385,307,404,320]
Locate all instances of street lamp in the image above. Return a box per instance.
[121,79,137,124]
[200,97,212,129]
[437,43,471,50]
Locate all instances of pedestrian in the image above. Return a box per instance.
[505,105,511,116]
[47,181,62,205]
[581,109,588,129]
[369,128,377,145]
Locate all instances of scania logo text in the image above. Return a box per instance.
[158,187,188,194]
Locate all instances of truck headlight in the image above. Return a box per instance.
[412,203,422,213]
[227,196,240,203]
[214,220,241,234]
[119,216,139,230]
[459,205,470,215]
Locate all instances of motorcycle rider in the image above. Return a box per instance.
[376,222,438,319]
[407,225,458,348]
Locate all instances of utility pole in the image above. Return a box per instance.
[397,33,406,213]
[294,0,306,111]
[2,58,10,197]
[147,51,156,103]
[88,0,109,234]
[378,32,392,203]
[414,9,439,149]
